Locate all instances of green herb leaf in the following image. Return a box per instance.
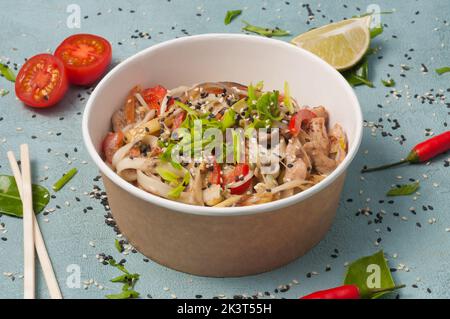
[52,168,78,192]
[114,239,123,253]
[435,66,450,75]
[0,175,50,218]
[344,250,398,299]
[0,88,9,97]
[0,64,16,82]
[386,181,419,196]
[224,9,242,25]
[381,78,395,87]
[106,256,141,299]
[108,259,130,274]
[110,273,139,283]
[105,289,140,299]
[242,21,290,37]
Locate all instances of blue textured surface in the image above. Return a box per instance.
[0,0,449,299]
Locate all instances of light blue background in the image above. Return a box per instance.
[0,0,449,299]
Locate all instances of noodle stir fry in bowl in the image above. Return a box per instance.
[103,81,347,207]
[83,34,362,276]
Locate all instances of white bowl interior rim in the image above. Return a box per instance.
[82,33,363,216]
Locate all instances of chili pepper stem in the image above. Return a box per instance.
[361,159,409,173]
[368,284,406,294]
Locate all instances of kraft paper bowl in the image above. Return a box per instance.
[82,34,363,277]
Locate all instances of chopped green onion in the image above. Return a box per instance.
[283,81,294,114]
[0,63,16,82]
[256,92,270,116]
[255,80,264,91]
[221,108,236,129]
[268,90,283,121]
[52,168,77,192]
[247,83,257,107]
[0,88,9,97]
[174,100,199,117]
[381,78,395,87]
[231,98,247,113]
[160,144,183,170]
[435,67,450,75]
[370,26,383,39]
[156,166,180,184]
[168,172,190,199]
[242,21,290,37]
[224,9,242,25]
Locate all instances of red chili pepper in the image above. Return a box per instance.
[300,285,360,299]
[300,284,405,299]
[362,131,450,173]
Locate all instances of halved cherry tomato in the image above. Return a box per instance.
[223,163,252,195]
[142,85,167,113]
[172,111,186,130]
[102,131,124,163]
[15,54,68,108]
[288,109,317,136]
[207,161,222,185]
[55,34,112,86]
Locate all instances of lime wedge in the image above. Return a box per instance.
[291,16,371,71]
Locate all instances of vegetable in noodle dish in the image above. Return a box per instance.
[102,81,347,207]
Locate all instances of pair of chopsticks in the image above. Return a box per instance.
[7,145,62,299]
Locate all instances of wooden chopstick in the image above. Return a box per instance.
[18,144,35,299]
[7,150,62,299]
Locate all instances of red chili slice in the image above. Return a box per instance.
[223,164,252,195]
